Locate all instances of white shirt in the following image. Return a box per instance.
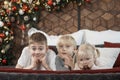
[17,46,56,70]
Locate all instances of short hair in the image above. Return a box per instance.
[29,32,47,45]
[56,34,77,49]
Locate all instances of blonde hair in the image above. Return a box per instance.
[56,34,77,49]
[29,32,47,45]
[77,43,100,61]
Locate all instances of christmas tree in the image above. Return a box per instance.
[0,0,90,65]
[0,22,14,65]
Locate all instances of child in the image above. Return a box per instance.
[74,43,100,70]
[15,29,56,70]
[55,35,77,71]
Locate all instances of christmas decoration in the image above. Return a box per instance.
[0,0,91,28]
[0,0,90,65]
[0,21,14,65]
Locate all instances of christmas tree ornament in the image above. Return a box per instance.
[26,23,30,28]
[12,6,17,11]
[28,0,33,4]
[0,33,5,38]
[85,0,91,3]
[28,10,32,13]
[33,17,37,21]
[2,59,7,64]
[0,21,4,27]
[4,1,9,5]
[19,24,26,31]
[56,0,60,3]
[24,16,29,21]
[34,6,39,11]
[22,4,29,11]
[1,49,5,54]
[36,0,40,5]
[5,31,9,36]
[5,44,10,51]
[17,0,21,3]
[53,2,56,6]
[3,1,9,9]
[19,9,24,15]
[47,0,53,6]
[22,0,27,3]
[6,9,11,14]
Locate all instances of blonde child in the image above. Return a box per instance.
[15,29,56,70]
[55,35,77,71]
[74,43,100,70]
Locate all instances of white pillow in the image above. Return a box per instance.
[97,48,120,68]
[49,35,59,46]
[71,30,85,45]
[28,28,51,45]
[48,30,85,46]
[84,29,120,45]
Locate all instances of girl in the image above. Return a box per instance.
[74,43,100,70]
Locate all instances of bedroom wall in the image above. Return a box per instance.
[37,0,120,35]
[12,0,120,65]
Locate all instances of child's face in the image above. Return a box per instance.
[77,52,95,70]
[29,42,48,57]
[57,43,75,57]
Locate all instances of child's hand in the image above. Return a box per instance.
[41,56,52,70]
[37,54,45,62]
[63,54,74,70]
[58,53,65,59]
[30,54,40,68]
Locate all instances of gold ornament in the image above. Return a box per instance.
[28,10,32,13]
[36,0,40,5]
[4,1,9,5]
[3,1,9,9]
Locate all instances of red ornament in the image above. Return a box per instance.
[19,25,26,31]
[34,6,39,11]
[85,0,91,3]
[22,4,29,11]
[0,33,5,38]
[47,0,53,6]
[6,9,11,14]
[12,6,17,11]
[2,59,7,64]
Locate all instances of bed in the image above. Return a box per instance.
[0,29,120,80]
[0,67,120,80]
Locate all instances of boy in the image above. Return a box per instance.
[55,35,77,71]
[15,32,56,70]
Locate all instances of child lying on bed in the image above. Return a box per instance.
[74,43,101,70]
[15,28,56,71]
[55,35,77,71]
